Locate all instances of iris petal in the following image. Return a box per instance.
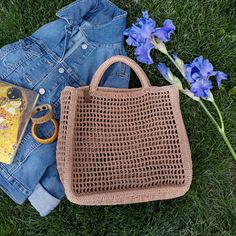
[184,56,216,98]
[154,19,176,42]
[190,79,213,98]
[157,63,169,79]
[214,71,228,87]
[135,41,154,65]
[154,29,169,42]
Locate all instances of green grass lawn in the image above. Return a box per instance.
[0,0,236,235]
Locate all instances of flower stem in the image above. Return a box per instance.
[198,100,236,161]
[198,100,220,129]
[212,100,225,132]
[219,130,236,161]
[158,44,236,161]
[166,53,185,77]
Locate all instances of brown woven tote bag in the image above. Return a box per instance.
[56,56,192,205]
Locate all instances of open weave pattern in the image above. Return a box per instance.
[57,86,192,204]
[74,89,185,191]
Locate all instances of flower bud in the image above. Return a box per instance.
[182,89,200,101]
[154,40,168,55]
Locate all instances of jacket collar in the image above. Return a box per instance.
[56,0,127,44]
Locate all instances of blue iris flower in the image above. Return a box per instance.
[184,56,228,98]
[185,56,214,98]
[123,11,175,64]
[185,56,214,83]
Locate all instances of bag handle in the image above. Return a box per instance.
[89,56,151,95]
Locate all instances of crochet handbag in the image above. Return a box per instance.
[56,56,192,205]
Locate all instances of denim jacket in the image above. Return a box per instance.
[0,0,130,216]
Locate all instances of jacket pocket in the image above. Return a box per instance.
[0,37,44,81]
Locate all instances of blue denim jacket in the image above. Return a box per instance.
[0,0,130,216]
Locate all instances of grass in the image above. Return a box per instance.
[0,0,236,235]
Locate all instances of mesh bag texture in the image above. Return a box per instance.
[56,56,192,205]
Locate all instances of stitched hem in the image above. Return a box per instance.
[0,171,28,204]
[28,183,60,217]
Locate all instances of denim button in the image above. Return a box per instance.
[81,43,88,50]
[39,88,45,95]
[58,68,65,74]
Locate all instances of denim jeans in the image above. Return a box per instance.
[0,0,130,216]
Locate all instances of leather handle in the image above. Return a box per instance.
[89,56,151,95]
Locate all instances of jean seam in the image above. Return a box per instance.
[2,53,42,81]
[0,166,31,194]
[0,41,22,60]
[12,144,43,177]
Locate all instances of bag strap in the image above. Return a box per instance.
[89,56,151,95]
